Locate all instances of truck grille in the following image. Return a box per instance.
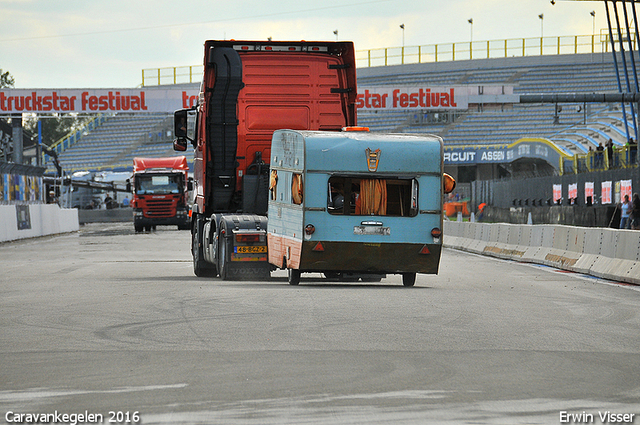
[144,199,175,217]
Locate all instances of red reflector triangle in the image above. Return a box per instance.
[313,242,325,252]
[419,245,430,255]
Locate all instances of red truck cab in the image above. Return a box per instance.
[131,156,191,232]
[173,40,357,278]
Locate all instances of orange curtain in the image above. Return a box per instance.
[291,174,303,204]
[269,170,278,200]
[359,179,386,215]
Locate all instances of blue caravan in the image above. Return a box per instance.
[267,128,455,286]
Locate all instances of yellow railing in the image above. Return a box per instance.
[141,32,631,86]
[357,33,624,68]
[142,65,203,87]
[572,145,637,174]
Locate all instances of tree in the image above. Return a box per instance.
[0,69,14,88]
[24,114,85,147]
[0,69,15,161]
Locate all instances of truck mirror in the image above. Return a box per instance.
[125,179,132,193]
[173,138,187,151]
[174,109,188,138]
[187,177,194,191]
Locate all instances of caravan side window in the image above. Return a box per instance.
[328,176,417,217]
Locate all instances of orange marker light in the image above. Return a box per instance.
[443,173,456,194]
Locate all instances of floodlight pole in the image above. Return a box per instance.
[400,24,405,64]
[468,18,474,59]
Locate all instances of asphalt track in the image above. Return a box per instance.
[1,223,639,424]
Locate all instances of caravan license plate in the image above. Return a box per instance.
[235,246,267,254]
[353,226,390,235]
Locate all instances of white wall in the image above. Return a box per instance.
[0,204,79,243]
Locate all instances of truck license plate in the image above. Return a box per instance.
[235,246,267,254]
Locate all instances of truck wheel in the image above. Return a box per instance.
[134,224,143,233]
[402,272,416,287]
[288,269,301,285]
[218,235,229,280]
[192,228,217,277]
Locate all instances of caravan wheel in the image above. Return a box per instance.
[402,272,416,287]
[288,269,301,285]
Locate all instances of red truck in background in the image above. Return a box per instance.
[130,156,191,232]
[173,40,357,279]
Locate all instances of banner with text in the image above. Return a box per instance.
[585,182,594,204]
[2,86,514,114]
[357,86,468,111]
[0,89,200,114]
[356,85,514,111]
[443,139,566,171]
[602,181,612,204]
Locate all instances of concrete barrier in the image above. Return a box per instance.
[469,222,489,254]
[0,204,79,243]
[572,228,604,275]
[78,208,132,224]
[443,220,463,250]
[444,221,640,285]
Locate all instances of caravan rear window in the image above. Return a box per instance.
[327,176,418,217]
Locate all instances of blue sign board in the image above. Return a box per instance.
[443,138,569,171]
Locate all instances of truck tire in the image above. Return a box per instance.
[218,237,229,280]
[192,216,217,277]
[402,272,416,287]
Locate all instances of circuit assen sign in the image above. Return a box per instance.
[0,89,200,114]
[444,139,569,171]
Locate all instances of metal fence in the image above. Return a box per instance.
[472,168,639,210]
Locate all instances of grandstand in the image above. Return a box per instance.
[358,53,630,149]
[48,49,638,185]
[54,113,174,172]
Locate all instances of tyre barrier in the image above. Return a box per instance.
[443,221,640,285]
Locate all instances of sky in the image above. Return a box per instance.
[1,0,612,89]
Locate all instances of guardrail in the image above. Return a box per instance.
[141,32,623,86]
[444,221,640,285]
